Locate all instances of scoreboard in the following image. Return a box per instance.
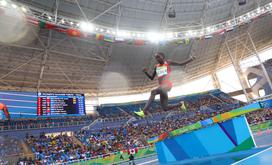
[37,93,85,116]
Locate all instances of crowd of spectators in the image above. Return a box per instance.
[0,136,22,157]
[0,136,23,165]
[247,108,272,124]
[25,133,89,164]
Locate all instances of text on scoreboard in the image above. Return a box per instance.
[37,93,85,116]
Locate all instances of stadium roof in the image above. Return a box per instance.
[0,0,272,96]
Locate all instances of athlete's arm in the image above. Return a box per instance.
[143,67,156,80]
[168,56,196,66]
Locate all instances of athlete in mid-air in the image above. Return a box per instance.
[134,52,195,117]
[0,103,10,120]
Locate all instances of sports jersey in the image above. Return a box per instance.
[155,61,172,88]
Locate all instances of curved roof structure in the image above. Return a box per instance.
[0,0,272,96]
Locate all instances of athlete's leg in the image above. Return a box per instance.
[143,87,163,112]
[160,87,184,111]
[160,90,169,111]
[3,107,10,120]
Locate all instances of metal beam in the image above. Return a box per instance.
[226,42,250,102]
[116,2,122,31]
[75,0,123,23]
[230,0,238,19]
[74,0,90,22]
[247,31,272,90]
[214,34,228,71]
[0,43,44,51]
[54,0,59,23]
[54,61,75,88]
[0,51,44,80]
[200,0,209,26]
[90,0,123,22]
[37,50,47,91]
[67,38,106,61]
[37,30,52,91]
[49,49,106,62]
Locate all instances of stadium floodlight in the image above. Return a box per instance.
[21,6,27,12]
[256,7,261,14]
[147,32,165,43]
[165,32,174,39]
[141,33,146,38]
[80,21,94,33]
[136,33,141,38]
[205,26,211,33]
[11,4,17,8]
[116,30,129,38]
[186,30,193,36]
[0,0,7,6]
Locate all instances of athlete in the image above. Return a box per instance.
[134,52,195,117]
[0,103,10,120]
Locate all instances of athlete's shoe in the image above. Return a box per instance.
[134,109,145,117]
[180,101,187,111]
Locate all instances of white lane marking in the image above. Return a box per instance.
[231,146,272,165]
[138,159,158,165]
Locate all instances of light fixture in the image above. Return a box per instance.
[11,4,17,8]
[147,32,164,43]
[186,30,193,36]
[70,21,74,25]
[141,33,146,38]
[206,27,211,33]
[199,30,204,36]
[164,32,174,39]
[48,16,52,20]
[117,30,129,38]
[80,22,94,33]
[61,19,65,24]
[256,7,261,14]
[21,6,27,12]
[226,20,231,26]
[0,0,7,6]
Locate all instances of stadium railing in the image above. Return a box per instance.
[0,120,90,132]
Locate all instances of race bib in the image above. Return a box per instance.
[156,66,168,77]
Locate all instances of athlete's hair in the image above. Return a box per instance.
[156,52,165,59]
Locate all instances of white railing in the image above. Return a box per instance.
[0,120,90,132]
